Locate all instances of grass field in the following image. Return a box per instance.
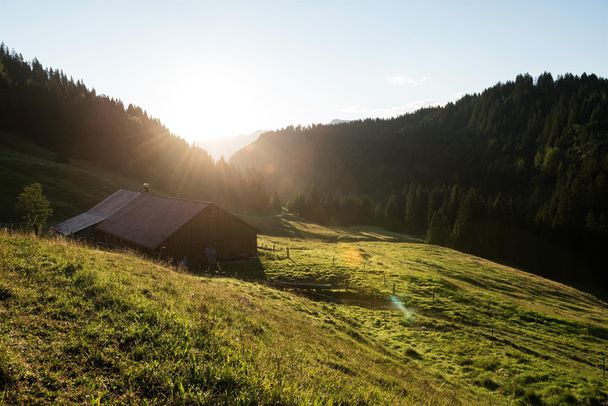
[0,231,462,404]
[1,215,607,404]
[240,213,608,404]
[0,132,140,223]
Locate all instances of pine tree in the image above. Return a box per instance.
[426,209,450,245]
[384,193,401,230]
[452,188,477,249]
[404,184,417,232]
[270,191,282,213]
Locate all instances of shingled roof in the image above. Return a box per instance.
[96,193,209,249]
[54,189,140,235]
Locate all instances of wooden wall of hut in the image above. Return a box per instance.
[159,204,257,263]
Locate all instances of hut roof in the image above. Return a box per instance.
[95,193,210,250]
[54,189,140,235]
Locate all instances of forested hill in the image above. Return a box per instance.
[232,73,608,289]
[0,44,273,214]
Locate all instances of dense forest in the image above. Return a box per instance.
[232,73,608,288]
[0,44,274,214]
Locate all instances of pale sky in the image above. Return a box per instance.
[1,0,607,143]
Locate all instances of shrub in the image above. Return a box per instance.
[15,183,53,235]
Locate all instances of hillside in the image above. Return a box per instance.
[0,44,272,214]
[1,225,607,404]
[0,132,141,223]
[231,73,608,288]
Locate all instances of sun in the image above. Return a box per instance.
[156,63,268,143]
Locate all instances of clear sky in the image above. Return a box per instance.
[1,0,607,143]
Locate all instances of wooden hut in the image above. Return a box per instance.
[54,189,258,263]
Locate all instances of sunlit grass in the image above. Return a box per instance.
[1,214,607,404]
[251,216,608,405]
[0,231,460,404]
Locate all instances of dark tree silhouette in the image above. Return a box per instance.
[0,44,274,216]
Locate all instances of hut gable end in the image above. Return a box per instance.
[160,204,258,262]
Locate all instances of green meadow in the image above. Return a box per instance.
[1,213,607,404]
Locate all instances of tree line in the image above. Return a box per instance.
[234,73,608,288]
[0,44,275,215]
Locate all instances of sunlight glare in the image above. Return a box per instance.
[158,63,269,142]
[390,295,416,324]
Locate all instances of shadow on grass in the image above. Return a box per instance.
[193,257,268,281]
[238,210,422,243]
[294,289,391,310]
[193,256,390,310]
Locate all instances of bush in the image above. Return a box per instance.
[15,183,53,235]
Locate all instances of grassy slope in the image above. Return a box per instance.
[0,232,458,405]
[0,132,140,223]
[1,216,607,404]
[244,213,608,404]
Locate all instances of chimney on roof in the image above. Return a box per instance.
[143,183,150,193]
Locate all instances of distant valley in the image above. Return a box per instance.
[197,130,265,160]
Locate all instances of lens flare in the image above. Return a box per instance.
[390,295,415,324]
[264,163,276,174]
